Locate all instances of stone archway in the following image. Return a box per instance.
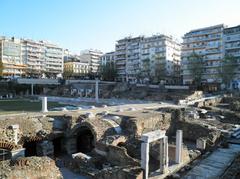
[52,136,64,157]
[76,126,95,154]
[67,122,98,154]
[23,141,37,157]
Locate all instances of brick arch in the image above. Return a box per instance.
[12,157,32,167]
[0,139,17,151]
[25,136,43,142]
[69,119,117,142]
[69,122,97,142]
[18,135,43,145]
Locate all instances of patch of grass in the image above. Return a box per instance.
[0,99,65,114]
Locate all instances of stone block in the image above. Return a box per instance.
[141,130,166,143]
[11,148,25,160]
[196,138,206,150]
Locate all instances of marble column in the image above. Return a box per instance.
[160,136,168,174]
[31,83,34,96]
[141,142,150,179]
[176,130,183,164]
[95,79,99,103]
[42,97,48,113]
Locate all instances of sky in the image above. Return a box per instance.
[0,0,240,53]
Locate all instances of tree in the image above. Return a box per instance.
[187,52,204,88]
[99,62,117,81]
[218,55,238,89]
[154,56,167,84]
[63,70,73,79]
[137,58,151,82]
[0,60,3,77]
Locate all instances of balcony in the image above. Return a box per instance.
[116,61,125,65]
[225,43,240,50]
[183,35,222,44]
[116,56,126,60]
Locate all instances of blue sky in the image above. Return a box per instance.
[1,0,239,53]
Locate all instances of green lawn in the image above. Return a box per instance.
[0,99,65,114]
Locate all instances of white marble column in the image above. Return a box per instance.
[160,136,168,174]
[95,79,99,103]
[42,97,48,113]
[31,83,34,96]
[175,130,183,164]
[141,142,150,179]
[10,124,19,145]
[164,136,169,169]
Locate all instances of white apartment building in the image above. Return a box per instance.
[141,35,181,84]
[182,24,225,85]
[80,50,103,74]
[21,39,45,75]
[125,37,142,82]
[0,37,26,77]
[44,42,64,75]
[21,39,64,77]
[115,35,181,84]
[100,51,115,66]
[115,38,130,81]
[224,25,240,88]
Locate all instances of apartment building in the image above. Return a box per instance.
[79,50,103,74]
[21,39,64,77]
[64,54,89,78]
[224,25,240,88]
[182,24,225,85]
[115,38,129,81]
[100,51,115,66]
[125,37,142,82]
[44,42,64,75]
[115,35,181,84]
[0,37,26,77]
[21,39,45,75]
[141,35,181,84]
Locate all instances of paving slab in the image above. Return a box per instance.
[183,144,240,179]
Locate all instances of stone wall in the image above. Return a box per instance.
[177,121,221,149]
[0,116,54,147]
[121,111,172,137]
[95,166,143,179]
[150,143,190,163]
[178,121,212,141]
[167,144,190,162]
[106,145,140,166]
[186,91,203,101]
[36,140,54,157]
[0,157,62,179]
[195,97,222,108]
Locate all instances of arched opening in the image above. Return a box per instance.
[52,137,64,157]
[0,148,11,161]
[23,141,37,157]
[76,126,95,154]
[117,142,125,148]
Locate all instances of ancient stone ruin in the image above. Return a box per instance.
[0,99,226,179]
